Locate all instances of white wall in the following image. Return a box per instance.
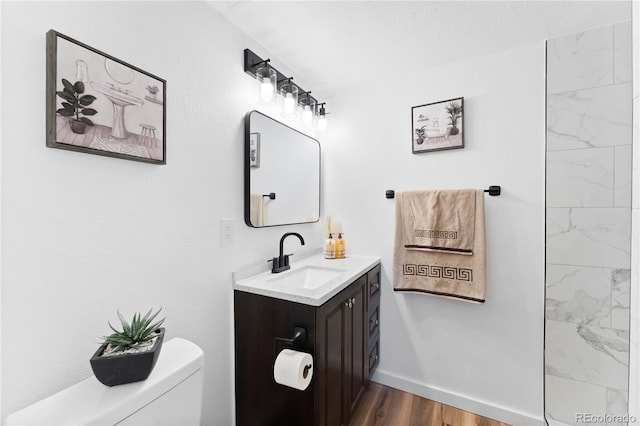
[323,43,546,424]
[0,2,323,423]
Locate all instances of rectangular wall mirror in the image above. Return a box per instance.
[244,110,320,227]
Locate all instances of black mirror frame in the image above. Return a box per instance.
[244,110,321,228]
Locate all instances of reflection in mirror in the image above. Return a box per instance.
[245,111,320,227]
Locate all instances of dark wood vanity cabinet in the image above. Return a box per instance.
[234,263,381,426]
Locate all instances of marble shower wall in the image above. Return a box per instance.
[546,22,633,426]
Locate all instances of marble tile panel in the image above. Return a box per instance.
[545,374,607,426]
[546,264,611,327]
[546,208,631,269]
[630,208,640,424]
[547,83,633,151]
[546,320,629,390]
[547,25,613,94]
[615,145,632,208]
[547,147,614,208]
[614,21,633,85]
[606,388,629,426]
[611,269,631,331]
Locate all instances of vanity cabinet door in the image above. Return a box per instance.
[316,274,367,426]
[345,279,367,425]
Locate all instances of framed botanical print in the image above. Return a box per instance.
[46,30,166,164]
[412,97,463,154]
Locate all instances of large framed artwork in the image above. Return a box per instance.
[411,97,464,154]
[46,30,166,164]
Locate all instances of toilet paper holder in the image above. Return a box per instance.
[273,327,313,384]
[273,327,307,356]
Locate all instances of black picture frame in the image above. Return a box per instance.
[46,30,166,164]
[411,97,464,154]
[249,132,260,168]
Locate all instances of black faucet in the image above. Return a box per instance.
[270,232,305,273]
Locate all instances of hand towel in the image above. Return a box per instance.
[401,189,476,254]
[250,194,265,227]
[393,189,486,303]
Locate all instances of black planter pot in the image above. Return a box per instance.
[69,119,87,134]
[90,328,165,387]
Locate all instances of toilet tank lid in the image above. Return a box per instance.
[5,338,204,425]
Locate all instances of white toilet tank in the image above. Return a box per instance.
[5,338,204,426]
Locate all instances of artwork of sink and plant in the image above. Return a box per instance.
[411,97,464,154]
[46,30,166,164]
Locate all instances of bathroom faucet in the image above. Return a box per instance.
[270,232,305,273]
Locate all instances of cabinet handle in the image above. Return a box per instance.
[345,300,353,309]
[372,282,380,290]
[370,319,379,326]
[351,297,356,306]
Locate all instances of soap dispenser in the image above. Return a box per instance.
[324,233,335,259]
[335,233,346,259]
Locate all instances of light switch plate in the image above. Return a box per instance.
[221,219,234,247]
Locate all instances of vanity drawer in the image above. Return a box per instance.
[368,304,380,341]
[367,339,380,378]
[367,264,381,302]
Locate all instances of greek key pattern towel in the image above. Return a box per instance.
[393,189,486,303]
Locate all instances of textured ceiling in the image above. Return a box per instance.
[209,1,631,98]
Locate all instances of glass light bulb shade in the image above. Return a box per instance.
[261,81,274,101]
[318,115,327,132]
[302,105,313,124]
[256,67,276,102]
[280,83,298,116]
[300,97,316,125]
[284,93,295,114]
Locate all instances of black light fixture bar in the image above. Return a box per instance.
[244,48,322,110]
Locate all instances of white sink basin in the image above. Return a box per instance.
[268,266,346,290]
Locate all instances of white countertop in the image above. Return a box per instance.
[233,252,380,306]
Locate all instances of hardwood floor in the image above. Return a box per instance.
[350,382,510,426]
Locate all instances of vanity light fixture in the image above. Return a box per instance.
[255,63,276,102]
[299,92,315,125]
[244,48,328,130]
[317,103,328,132]
[280,79,298,116]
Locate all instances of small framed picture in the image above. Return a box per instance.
[249,132,260,168]
[411,97,464,154]
[46,30,166,164]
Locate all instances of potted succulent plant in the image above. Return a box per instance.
[90,308,165,387]
[56,78,98,134]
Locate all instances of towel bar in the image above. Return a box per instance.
[263,192,276,200]
[385,186,500,199]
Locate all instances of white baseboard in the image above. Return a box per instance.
[372,369,545,426]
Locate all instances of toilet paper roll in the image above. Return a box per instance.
[273,349,313,391]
